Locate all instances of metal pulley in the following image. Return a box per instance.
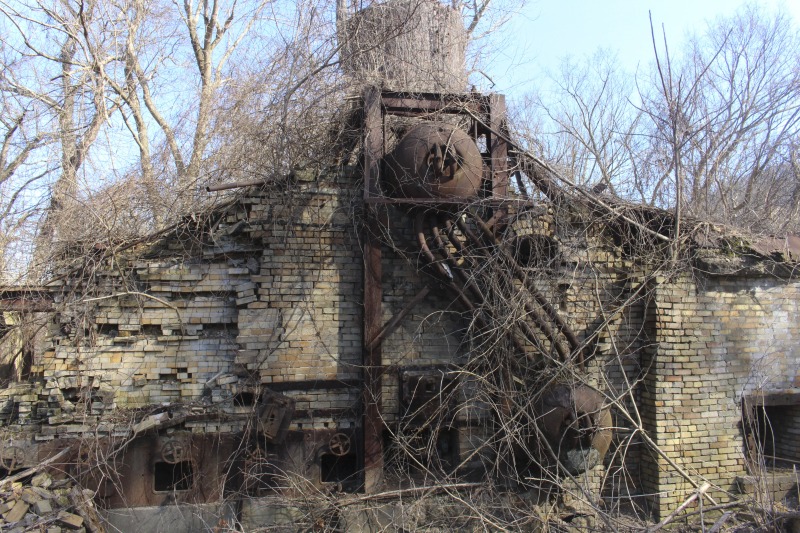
[383,122,484,199]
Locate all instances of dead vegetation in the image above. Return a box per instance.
[0,1,799,532]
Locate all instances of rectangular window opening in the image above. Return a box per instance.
[320,453,357,484]
[744,393,800,470]
[154,461,194,492]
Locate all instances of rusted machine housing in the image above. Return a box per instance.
[534,384,613,475]
[258,389,294,443]
[383,122,484,199]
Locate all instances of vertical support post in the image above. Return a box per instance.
[362,87,384,492]
[489,93,509,199]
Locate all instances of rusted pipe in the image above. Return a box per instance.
[430,217,485,303]
[442,280,528,359]
[471,214,583,365]
[457,213,572,363]
[414,210,452,281]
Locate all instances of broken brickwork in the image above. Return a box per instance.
[0,94,798,529]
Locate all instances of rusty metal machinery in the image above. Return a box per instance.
[383,122,484,199]
[535,385,612,475]
[0,445,26,472]
[362,89,612,487]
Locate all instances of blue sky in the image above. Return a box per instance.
[483,0,800,98]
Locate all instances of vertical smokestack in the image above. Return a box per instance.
[340,0,468,93]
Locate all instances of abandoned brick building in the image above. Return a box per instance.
[0,1,799,531]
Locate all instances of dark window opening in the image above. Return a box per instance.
[239,447,281,495]
[141,325,161,336]
[153,461,194,492]
[20,340,33,380]
[400,368,458,423]
[0,468,28,481]
[393,427,459,474]
[61,388,80,402]
[97,324,118,337]
[234,392,256,406]
[511,234,558,269]
[320,453,357,484]
[744,396,800,469]
[199,324,238,338]
[428,428,459,471]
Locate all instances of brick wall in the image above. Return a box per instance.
[641,274,800,516]
[2,169,799,520]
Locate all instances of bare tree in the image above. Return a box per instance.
[519,51,642,196]
[632,6,800,235]
[528,5,800,235]
[0,0,125,278]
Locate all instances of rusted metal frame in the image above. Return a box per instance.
[489,94,509,199]
[462,107,563,202]
[380,92,486,116]
[366,286,431,352]
[371,90,498,205]
[362,86,385,493]
[471,213,584,365]
[363,197,539,207]
[363,226,383,492]
[365,197,482,205]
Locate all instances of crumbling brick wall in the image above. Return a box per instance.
[1,165,799,522]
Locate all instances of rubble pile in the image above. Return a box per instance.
[0,472,103,533]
